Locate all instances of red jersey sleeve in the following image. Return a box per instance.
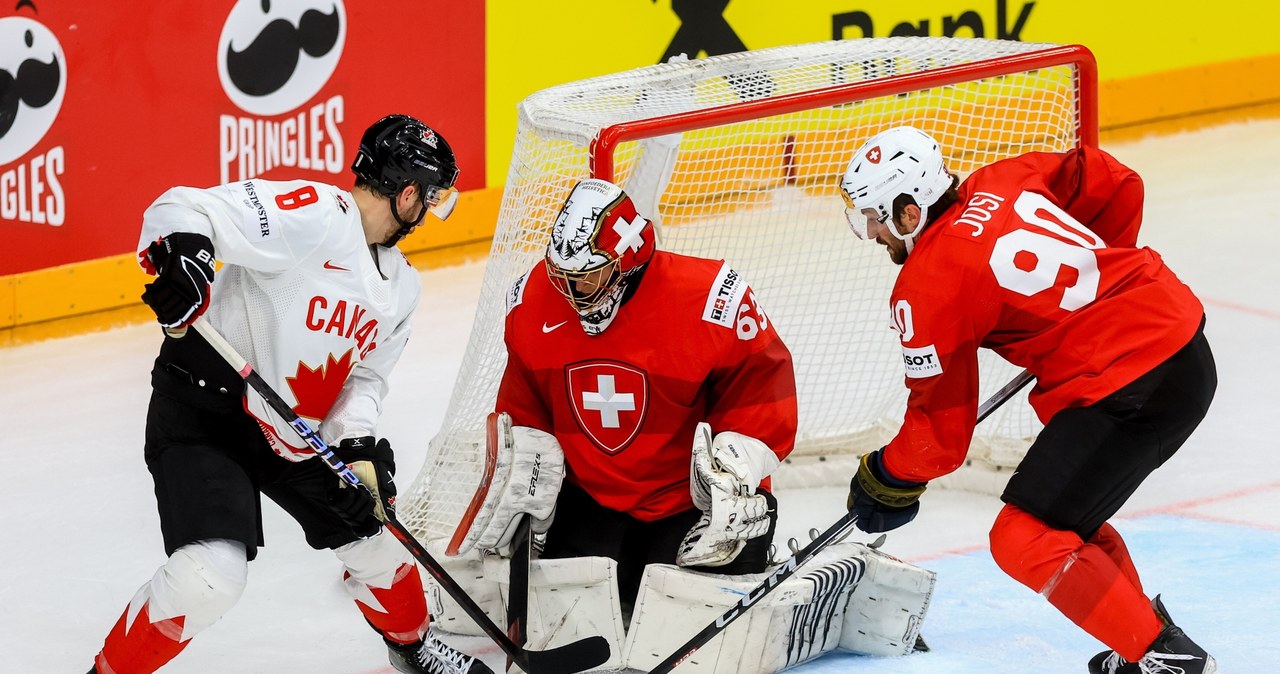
[880,232,998,483]
[496,318,554,433]
[703,283,799,462]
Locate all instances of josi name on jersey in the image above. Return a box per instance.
[305,296,379,358]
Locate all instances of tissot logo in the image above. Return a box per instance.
[216,0,347,183]
[0,10,67,226]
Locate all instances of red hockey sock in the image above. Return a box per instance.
[989,504,1162,662]
[1088,521,1144,592]
[93,600,189,674]
[347,562,429,645]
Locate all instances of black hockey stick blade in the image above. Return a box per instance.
[188,318,611,674]
[521,636,612,674]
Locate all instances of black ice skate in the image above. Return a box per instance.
[1087,595,1217,674]
[387,633,494,674]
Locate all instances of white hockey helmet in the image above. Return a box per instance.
[839,126,952,253]
[546,178,656,334]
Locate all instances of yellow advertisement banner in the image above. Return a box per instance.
[487,0,1280,186]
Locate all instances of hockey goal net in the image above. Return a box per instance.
[400,37,1098,543]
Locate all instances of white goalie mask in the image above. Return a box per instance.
[546,179,656,335]
[839,126,953,255]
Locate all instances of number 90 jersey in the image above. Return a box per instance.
[138,179,421,460]
[884,146,1204,482]
[496,251,798,521]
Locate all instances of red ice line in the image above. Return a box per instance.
[911,480,1280,563]
[1203,296,1280,321]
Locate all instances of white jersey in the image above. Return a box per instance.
[138,179,421,460]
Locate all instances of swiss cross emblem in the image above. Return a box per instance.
[566,360,649,455]
[866,146,881,163]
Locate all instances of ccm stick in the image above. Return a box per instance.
[185,317,610,674]
[647,368,1035,674]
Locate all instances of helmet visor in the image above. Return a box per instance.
[841,189,889,241]
[424,185,459,221]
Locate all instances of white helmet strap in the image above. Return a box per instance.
[886,202,931,254]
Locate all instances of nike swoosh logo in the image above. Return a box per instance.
[323,260,350,271]
[542,320,568,333]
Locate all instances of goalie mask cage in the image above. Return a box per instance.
[400,37,1098,543]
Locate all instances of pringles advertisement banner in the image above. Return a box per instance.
[0,1,483,276]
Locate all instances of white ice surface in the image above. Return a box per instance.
[3,119,1279,673]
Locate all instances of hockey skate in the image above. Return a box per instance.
[387,633,494,674]
[1087,595,1217,674]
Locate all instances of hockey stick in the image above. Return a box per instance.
[647,368,1035,674]
[506,516,533,669]
[185,317,610,674]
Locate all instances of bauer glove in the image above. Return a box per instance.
[328,436,397,537]
[848,448,927,533]
[141,232,216,329]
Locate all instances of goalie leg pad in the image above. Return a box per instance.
[419,539,505,637]
[485,555,626,672]
[837,544,936,656]
[624,542,869,674]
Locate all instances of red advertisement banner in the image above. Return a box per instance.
[0,1,484,275]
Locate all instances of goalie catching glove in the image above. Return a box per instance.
[328,436,397,538]
[848,448,927,534]
[677,423,780,567]
[454,412,565,556]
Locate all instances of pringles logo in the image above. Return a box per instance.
[216,0,347,183]
[0,4,66,225]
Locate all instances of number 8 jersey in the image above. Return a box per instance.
[138,178,421,460]
[884,146,1204,482]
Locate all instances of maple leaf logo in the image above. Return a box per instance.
[286,349,356,422]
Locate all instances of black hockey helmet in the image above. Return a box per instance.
[352,114,459,197]
[351,114,460,245]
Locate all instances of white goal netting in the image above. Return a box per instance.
[400,37,1097,543]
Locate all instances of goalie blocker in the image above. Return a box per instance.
[425,541,934,673]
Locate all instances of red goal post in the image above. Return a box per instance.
[399,37,1098,544]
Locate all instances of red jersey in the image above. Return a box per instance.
[496,251,798,521]
[882,147,1204,482]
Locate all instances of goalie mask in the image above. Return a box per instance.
[351,114,460,246]
[546,179,656,335]
[839,126,952,256]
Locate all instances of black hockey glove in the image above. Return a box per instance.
[328,436,397,538]
[141,232,216,329]
[848,448,927,533]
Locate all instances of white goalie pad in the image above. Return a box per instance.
[624,542,867,673]
[838,544,936,656]
[419,539,504,637]
[623,542,936,672]
[486,555,627,673]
